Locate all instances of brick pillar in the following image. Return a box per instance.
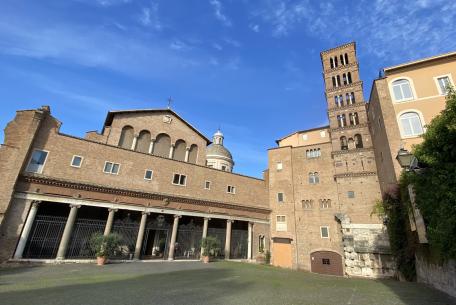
[134,212,148,260]
[168,215,181,260]
[13,200,40,259]
[225,220,233,259]
[56,204,80,260]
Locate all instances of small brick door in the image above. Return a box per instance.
[310,251,343,276]
[272,238,292,268]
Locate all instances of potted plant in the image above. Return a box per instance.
[256,242,266,263]
[89,232,121,266]
[200,236,220,263]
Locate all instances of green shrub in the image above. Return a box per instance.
[201,236,220,257]
[89,232,121,258]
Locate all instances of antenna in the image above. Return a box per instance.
[167,97,173,109]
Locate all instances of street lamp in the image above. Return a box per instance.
[395,148,419,170]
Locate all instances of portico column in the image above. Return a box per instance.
[169,144,175,159]
[168,215,181,260]
[56,204,80,260]
[134,212,149,260]
[184,147,190,162]
[148,139,156,154]
[103,208,117,236]
[200,217,210,258]
[247,222,253,260]
[225,219,233,260]
[14,200,40,259]
[131,135,138,150]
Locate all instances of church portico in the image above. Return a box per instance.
[10,191,267,263]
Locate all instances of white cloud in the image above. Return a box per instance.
[224,37,241,48]
[209,0,232,27]
[170,40,191,51]
[139,4,161,30]
[212,43,223,51]
[250,24,260,32]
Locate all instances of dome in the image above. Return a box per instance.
[206,144,233,160]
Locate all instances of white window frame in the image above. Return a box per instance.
[103,161,121,175]
[276,162,283,171]
[204,180,211,190]
[227,185,236,194]
[144,169,153,181]
[433,74,454,95]
[172,173,187,186]
[276,215,287,232]
[70,155,83,168]
[26,149,49,174]
[397,110,426,138]
[389,77,416,103]
[320,226,330,239]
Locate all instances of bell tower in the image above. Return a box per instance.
[320,42,380,222]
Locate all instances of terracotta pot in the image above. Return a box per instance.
[97,256,107,266]
[256,254,265,264]
[202,255,210,263]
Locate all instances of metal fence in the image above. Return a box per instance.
[23,215,67,259]
[66,218,106,259]
[175,227,203,260]
[111,221,140,259]
[208,227,226,258]
[231,229,248,259]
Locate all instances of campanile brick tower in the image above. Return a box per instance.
[320,42,380,222]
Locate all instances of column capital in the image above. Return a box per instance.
[151,138,156,142]
[185,147,191,151]
[31,200,41,208]
[226,219,234,224]
[69,204,81,209]
[204,217,211,221]
[141,211,150,216]
[108,208,118,213]
[174,214,182,219]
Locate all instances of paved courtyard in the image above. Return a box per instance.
[0,261,454,305]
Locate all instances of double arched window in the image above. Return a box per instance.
[399,112,424,137]
[118,126,134,149]
[392,79,414,101]
[354,134,363,148]
[309,172,320,184]
[340,136,348,150]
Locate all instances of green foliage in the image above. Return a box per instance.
[408,88,456,260]
[201,236,221,257]
[89,232,121,258]
[382,186,416,281]
[265,250,271,265]
[370,199,386,219]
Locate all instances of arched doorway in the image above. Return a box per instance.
[310,251,343,276]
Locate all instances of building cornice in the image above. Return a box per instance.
[20,174,271,215]
[320,42,356,56]
[331,147,374,156]
[334,171,377,179]
[327,102,367,113]
[330,123,368,132]
[325,81,363,94]
[323,62,359,74]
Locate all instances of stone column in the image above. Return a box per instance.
[56,204,80,260]
[184,147,190,162]
[103,208,117,236]
[148,139,155,154]
[225,220,233,260]
[14,200,40,259]
[134,212,149,260]
[200,217,210,257]
[131,135,138,150]
[168,144,175,159]
[247,222,253,260]
[168,215,181,260]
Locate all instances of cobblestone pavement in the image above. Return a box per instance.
[0,261,455,305]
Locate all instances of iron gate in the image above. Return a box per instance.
[23,215,67,259]
[175,221,202,260]
[66,218,106,259]
[231,229,248,259]
[111,220,140,259]
[207,227,226,258]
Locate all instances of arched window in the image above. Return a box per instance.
[334,96,339,107]
[350,92,355,103]
[399,112,424,136]
[330,58,334,69]
[337,114,346,127]
[118,126,134,149]
[345,53,349,65]
[339,95,344,106]
[334,56,338,67]
[136,130,151,153]
[332,76,336,88]
[340,136,348,150]
[153,133,171,158]
[392,79,414,101]
[343,73,348,85]
[354,134,363,148]
[349,112,359,125]
[309,172,319,184]
[188,144,198,164]
[340,54,344,65]
[336,75,341,87]
[173,139,187,161]
[347,72,352,84]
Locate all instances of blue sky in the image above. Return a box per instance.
[1,0,456,178]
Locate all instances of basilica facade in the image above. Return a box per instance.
[1,42,454,279]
